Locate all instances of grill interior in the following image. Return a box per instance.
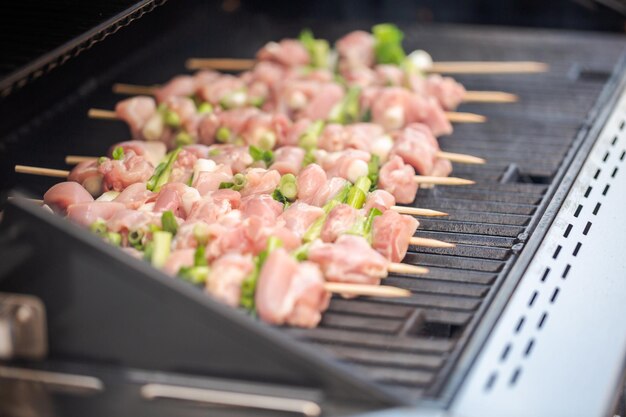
[1,1,625,404]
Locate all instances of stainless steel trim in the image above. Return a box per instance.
[141,383,322,416]
[0,366,104,392]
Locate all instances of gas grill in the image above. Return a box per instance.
[1,1,626,416]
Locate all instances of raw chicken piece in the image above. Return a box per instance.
[320,204,359,243]
[240,168,281,197]
[108,141,167,166]
[206,253,255,307]
[371,210,418,262]
[240,194,284,224]
[363,189,396,213]
[115,96,157,139]
[66,201,126,227]
[192,164,234,196]
[206,145,254,174]
[163,249,195,276]
[308,235,388,285]
[68,160,103,197]
[113,183,155,209]
[257,39,310,67]
[270,146,305,175]
[279,202,324,238]
[336,31,375,71]
[390,123,439,175]
[255,249,329,328]
[378,156,418,204]
[98,150,154,192]
[296,164,328,205]
[43,182,94,215]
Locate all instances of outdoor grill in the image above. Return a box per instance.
[1,1,626,416]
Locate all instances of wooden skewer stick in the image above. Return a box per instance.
[88,107,485,124]
[390,206,447,217]
[436,151,485,165]
[324,282,411,298]
[463,91,518,103]
[414,176,474,186]
[113,82,516,105]
[444,111,486,123]
[409,237,455,248]
[185,58,548,74]
[429,61,549,74]
[65,155,97,165]
[388,263,429,275]
[15,165,69,178]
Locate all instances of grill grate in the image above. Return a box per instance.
[1,1,625,404]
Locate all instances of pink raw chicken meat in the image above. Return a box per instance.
[98,150,154,192]
[278,202,324,238]
[336,30,375,72]
[240,194,284,223]
[108,141,167,166]
[308,234,388,285]
[113,183,155,209]
[196,74,246,105]
[206,253,255,307]
[363,190,396,213]
[378,156,418,204]
[68,160,103,197]
[256,39,310,67]
[192,164,234,196]
[371,210,419,262]
[255,248,329,328]
[163,249,195,276]
[240,168,281,197]
[270,146,305,175]
[206,145,254,174]
[43,182,94,215]
[241,113,291,148]
[106,209,157,234]
[66,201,126,227]
[390,123,439,175]
[115,96,157,139]
[320,204,359,243]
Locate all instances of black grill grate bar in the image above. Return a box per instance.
[430,189,542,205]
[405,253,503,273]
[385,278,490,298]
[365,294,482,311]
[409,244,511,261]
[318,345,446,371]
[415,219,525,237]
[320,314,401,334]
[413,231,516,248]
[413,267,497,285]
[416,199,537,215]
[352,365,435,387]
[286,328,455,353]
[443,136,572,149]
[428,211,531,226]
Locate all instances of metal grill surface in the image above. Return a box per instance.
[3,4,625,401]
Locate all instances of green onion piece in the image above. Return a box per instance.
[249,145,274,165]
[258,132,276,150]
[303,199,341,242]
[161,210,178,236]
[299,29,329,69]
[346,176,372,209]
[278,173,297,201]
[97,156,108,165]
[89,219,107,237]
[112,146,125,160]
[328,86,361,124]
[249,96,265,108]
[208,148,222,156]
[175,131,194,146]
[151,231,172,268]
[197,102,214,114]
[232,173,247,191]
[364,207,383,242]
[298,120,325,150]
[367,154,380,191]
[302,149,316,167]
[163,109,181,127]
[333,183,352,204]
[178,266,209,285]
[292,242,311,261]
[272,189,288,205]
[128,229,145,249]
[219,181,234,189]
[194,245,208,267]
[372,23,406,65]
[105,232,122,246]
[240,236,283,312]
[216,126,231,143]
[147,147,182,192]
[193,223,210,246]
[220,90,247,109]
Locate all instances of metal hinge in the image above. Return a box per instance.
[0,292,47,360]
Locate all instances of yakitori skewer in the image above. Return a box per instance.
[185,58,548,74]
[324,282,410,297]
[88,106,486,125]
[16,164,474,186]
[112,82,517,105]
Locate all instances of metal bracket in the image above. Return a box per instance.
[0,293,47,360]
